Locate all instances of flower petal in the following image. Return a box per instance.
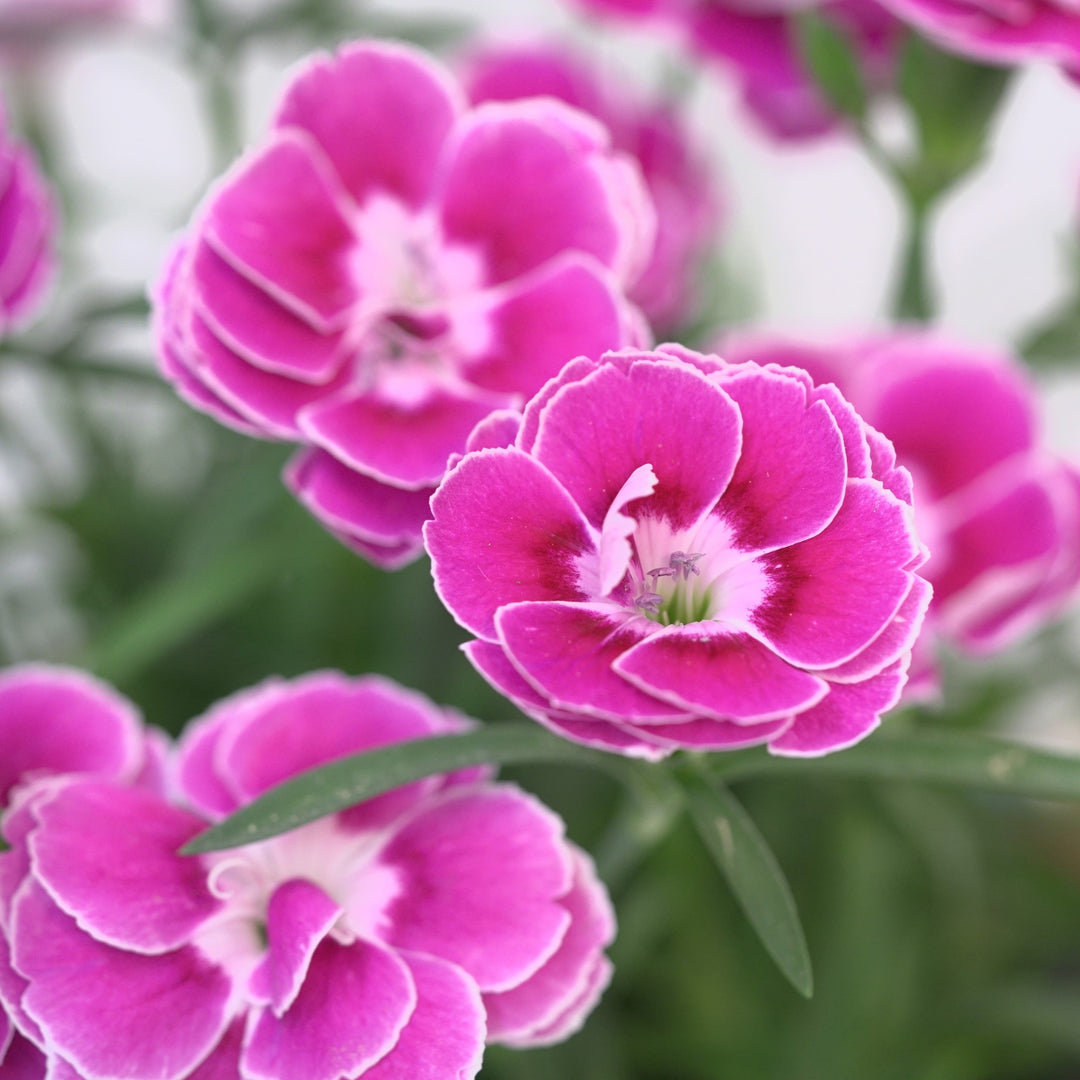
[299,385,498,490]
[0,666,144,806]
[273,41,462,210]
[380,786,572,991]
[752,479,918,668]
[249,879,343,1017]
[285,448,431,569]
[496,601,684,722]
[439,100,632,286]
[242,938,415,1080]
[614,624,827,722]
[620,714,792,750]
[768,660,907,757]
[484,848,614,1046]
[461,254,641,398]
[532,356,742,529]
[362,951,485,1080]
[188,239,346,384]
[714,366,847,553]
[27,780,218,955]
[1,1031,47,1080]
[12,882,231,1080]
[426,449,596,641]
[203,131,358,330]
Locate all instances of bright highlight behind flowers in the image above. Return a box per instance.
[426,347,929,759]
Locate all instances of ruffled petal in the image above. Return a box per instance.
[768,660,908,757]
[203,131,358,331]
[531,356,741,529]
[249,879,342,1017]
[484,848,614,1046]
[714,366,847,553]
[439,100,635,286]
[12,882,231,1080]
[495,601,683,722]
[380,786,572,991]
[362,951,485,1080]
[752,479,919,668]
[299,385,498,490]
[426,449,596,640]
[614,624,827,722]
[242,938,415,1080]
[26,780,218,955]
[0,666,144,806]
[285,448,431,571]
[273,41,462,210]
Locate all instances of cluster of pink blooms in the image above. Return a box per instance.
[0,103,54,335]
[427,346,929,758]
[0,667,615,1079]
[155,39,654,569]
[461,40,723,333]
[570,0,903,140]
[721,332,1080,691]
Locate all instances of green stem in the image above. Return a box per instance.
[893,197,932,322]
[707,727,1080,802]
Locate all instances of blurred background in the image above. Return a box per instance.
[5,1,1080,1076]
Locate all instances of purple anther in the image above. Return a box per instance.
[669,551,704,580]
[647,566,678,585]
[635,591,664,614]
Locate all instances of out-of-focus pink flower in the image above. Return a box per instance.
[426,348,929,759]
[872,0,1080,74]
[0,0,159,50]
[0,664,166,1078]
[463,41,722,335]
[154,39,654,570]
[1,672,615,1079]
[721,332,1080,691]
[570,0,903,140]
[0,105,54,334]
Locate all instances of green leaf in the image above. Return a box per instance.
[1021,300,1080,371]
[795,12,867,122]
[711,727,1080,801]
[182,723,630,854]
[84,537,284,684]
[898,34,1010,199]
[684,770,813,998]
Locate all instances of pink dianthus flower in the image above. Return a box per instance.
[872,0,1080,75]
[0,672,615,1079]
[154,39,654,569]
[425,347,929,759]
[462,40,722,334]
[570,0,903,140]
[0,104,55,334]
[721,332,1080,689]
[0,664,166,1077]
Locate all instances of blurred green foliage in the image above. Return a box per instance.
[3,1,1080,1077]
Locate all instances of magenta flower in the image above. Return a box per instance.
[0,664,165,1077]
[569,0,903,140]
[154,39,654,569]
[1,672,615,1079]
[721,332,1080,687]
[426,348,929,759]
[0,104,54,334]
[462,40,722,334]
[872,0,1080,74]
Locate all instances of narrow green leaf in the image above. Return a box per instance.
[711,727,1080,801]
[84,538,283,684]
[684,770,813,998]
[795,12,867,121]
[183,723,626,854]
